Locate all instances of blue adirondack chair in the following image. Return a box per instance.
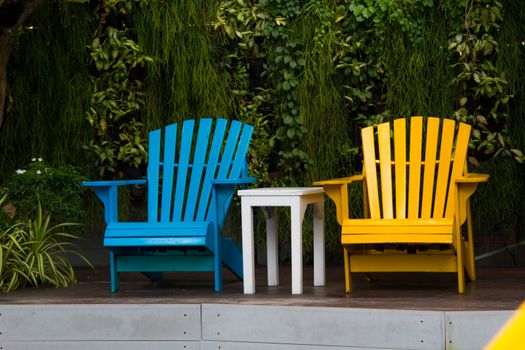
[83,118,255,292]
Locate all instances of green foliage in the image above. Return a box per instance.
[1,159,87,225]
[86,17,153,177]
[0,0,94,182]
[0,199,90,293]
[449,0,523,164]
[134,0,233,127]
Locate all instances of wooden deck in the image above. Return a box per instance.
[3,265,525,311]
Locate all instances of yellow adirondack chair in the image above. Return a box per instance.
[314,116,489,294]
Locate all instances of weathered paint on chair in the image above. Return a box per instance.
[314,116,489,294]
[83,118,255,292]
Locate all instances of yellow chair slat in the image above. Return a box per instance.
[445,122,471,218]
[378,122,394,218]
[421,117,440,219]
[342,218,453,234]
[350,255,457,272]
[393,118,407,219]
[433,118,455,218]
[362,125,381,218]
[342,234,453,244]
[408,116,423,218]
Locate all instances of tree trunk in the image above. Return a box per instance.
[0,0,43,127]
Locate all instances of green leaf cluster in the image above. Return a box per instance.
[86,2,153,178]
[0,197,90,293]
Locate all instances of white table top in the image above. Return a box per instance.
[238,187,324,197]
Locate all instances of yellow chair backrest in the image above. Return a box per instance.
[361,116,471,221]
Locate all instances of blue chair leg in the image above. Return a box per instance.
[213,228,223,293]
[110,249,120,293]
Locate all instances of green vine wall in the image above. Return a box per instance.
[2,0,525,261]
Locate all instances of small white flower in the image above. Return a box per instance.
[38,158,43,162]
[16,169,26,174]
[31,158,36,162]
[36,170,42,175]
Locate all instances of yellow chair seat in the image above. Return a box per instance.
[342,219,453,244]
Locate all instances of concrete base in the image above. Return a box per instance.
[0,304,513,350]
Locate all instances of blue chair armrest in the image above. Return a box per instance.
[82,179,148,224]
[211,177,256,226]
[82,179,148,187]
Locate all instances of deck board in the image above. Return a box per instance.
[2,266,524,311]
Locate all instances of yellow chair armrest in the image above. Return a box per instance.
[313,174,364,225]
[313,174,364,186]
[455,173,490,183]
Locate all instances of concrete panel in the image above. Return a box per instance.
[445,311,513,350]
[1,341,200,350]
[202,341,390,350]
[202,304,444,350]
[0,304,201,341]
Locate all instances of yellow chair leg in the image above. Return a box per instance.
[465,201,476,281]
[343,246,352,293]
[456,190,465,294]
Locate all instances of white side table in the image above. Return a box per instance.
[238,187,325,294]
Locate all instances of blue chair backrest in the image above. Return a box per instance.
[146,118,253,225]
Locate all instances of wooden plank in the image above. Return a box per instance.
[361,126,381,218]
[105,222,207,237]
[172,120,195,222]
[160,123,177,222]
[196,119,228,221]
[377,122,393,219]
[343,218,453,231]
[202,304,444,349]
[433,119,455,218]
[446,311,513,350]
[185,119,213,222]
[349,254,457,272]
[104,237,207,247]
[117,255,214,272]
[216,120,242,179]
[0,342,200,350]
[147,128,162,222]
[420,117,440,219]
[229,123,254,178]
[444,123,471,218]
[393,118,407,219]
[0,304,201,341]
[342,234,453,244]
[408,117,423,218]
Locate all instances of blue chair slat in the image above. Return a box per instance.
[160,123,177,222]
[147,129,161,223]
[184,119,213,222]
[83,118,254,293]
[105,222,208,237]
[172,120,195,222]
[196,119,228,221]
[217,120,242,179]
[104,236,207,247]
[230,124,254,178]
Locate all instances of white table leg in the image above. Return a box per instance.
[313,196,325,286]
[263,207,279,286]
[241,199,255,294]
[291,199,306,294]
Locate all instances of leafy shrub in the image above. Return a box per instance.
[2,158,87,225]
[0,198,90,292]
